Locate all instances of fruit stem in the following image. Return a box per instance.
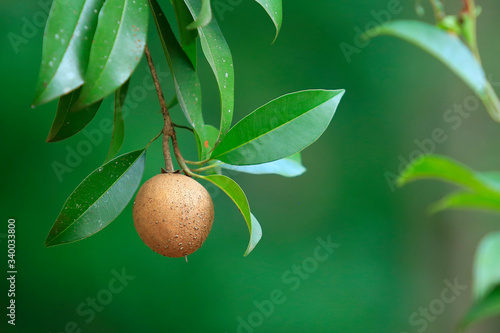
[145,45,174,173]
[184,158,210,166]
[190,162,222,173]
[171,134,196,177]
[172,122,194,132]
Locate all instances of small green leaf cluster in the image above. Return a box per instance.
[398,155,500,328]
[368,0,500,328]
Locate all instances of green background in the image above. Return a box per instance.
[2,0,500,332]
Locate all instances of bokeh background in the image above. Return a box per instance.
[2,0,500,332]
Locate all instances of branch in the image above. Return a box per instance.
[144,45,197,176]
[144,45,174,172]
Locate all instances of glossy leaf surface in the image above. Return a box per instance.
[46,149,146,246]
[203,174,262,255]
[105,80,130,163]
[212,90,344,165]
[75,0,149,108]
[33,0,104,105]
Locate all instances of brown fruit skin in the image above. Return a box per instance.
[133,173,214,258]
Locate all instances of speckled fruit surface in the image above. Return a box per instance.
[133,173,214,257]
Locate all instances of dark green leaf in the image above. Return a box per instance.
[105,80,130,163]
[46,149,146,247]
[167,95,179,109]
[32,0,104,106]
[46,88,102,142]
[462,232,500,328]
[172,0,198,67]
[203,175,262,255]
[149,0,205,141]
[221,153,306,177]
[184,0,234,140]
[186,0,212,29]
[211,89,344,165]
[254,0,282,42]
[368,20,486,95]
[74,0,149,108]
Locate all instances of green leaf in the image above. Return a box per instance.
[473,232,500,301]
[368,20,486,94]
[167,95,179,109]
[221,153,306,177]
[149,0,205,139]
[46,88,102,142]
[172,0,198,67]
[46,149,146,247]
[254,0,282,42]
[186,0,212,30]
[462,286,500,329]
[397,155,497,194]
[74,0,149,109]
[203,175,262,255]
[477,172,500,193]
[196,124,220,160]
[32,0,105,106]
[211,89,344,165]
[105,80,130,163]
[461,232,500,328]
[430,191,500,214]
[184,0,234,140]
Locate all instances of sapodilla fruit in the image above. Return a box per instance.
[133,173,214,258]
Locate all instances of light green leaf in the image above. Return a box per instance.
[32,0,104,106]
[430,191,500,214]
[461,232,500,328]
[211,89,344,165]
[46,88,102,142]
[196,124,220,160]
[477,172,500,193]
[473,232,500,301]
[105,80,130,163]
[172,0,198,67]
[254,0,282,42]
[462,286,500,329]
[46,149,146,247]
[368,20,486,94]
[186,0,212,29]
[184,0,234,140]
[221,153,306,177]
[203,174,262,255]
[149,0,205,140]
[397,155,497,194]
[74,0,149,108]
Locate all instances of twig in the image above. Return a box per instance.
[171,134,196,177]
[190,162,222,173]
[429,0,445,21]
[172,122,194,132]
[461,0,482,64]
[145,45,174,172]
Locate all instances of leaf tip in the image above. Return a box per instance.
[44,236,54,248]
